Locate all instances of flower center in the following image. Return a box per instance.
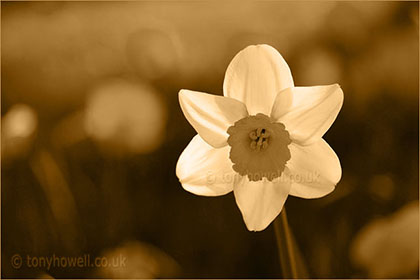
[227,113,291,182]
[249,128,270,151]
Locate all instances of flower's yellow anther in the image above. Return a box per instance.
[249,127,270,151]
[250,141,257,149]
[249,131,258,140]
[262,141,268,150]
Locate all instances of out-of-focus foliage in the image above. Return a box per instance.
[2,1,418,278]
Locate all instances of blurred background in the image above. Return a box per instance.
[1,1,419,278]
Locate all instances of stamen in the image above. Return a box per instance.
[262,141,268,149]
[261,130,270,138]
[249,131,258,140]
[250,141,257,150]
[249,127,271,151]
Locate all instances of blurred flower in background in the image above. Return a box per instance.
[84,79,167,157]
[1,104,38,164]
[94,241,179,279]
[350,201,419,278]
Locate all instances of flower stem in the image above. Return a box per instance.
[273,208,299,279]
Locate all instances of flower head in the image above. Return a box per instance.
[176,44,343,231]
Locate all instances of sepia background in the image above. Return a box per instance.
[1,1,419,278]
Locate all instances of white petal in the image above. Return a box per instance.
[287,139,341,199]
[176,134,235,196]
[278,84,344,145]
[270,87,293,120]
[179,89,248,148]
[223,44,294,115]
[233,175,291,231]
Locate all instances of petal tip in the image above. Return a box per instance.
[243,218,274,232]
[178,88,191,101]
[223,44,294,115]
[245,43,279,52]
[178,89,188,106]
[332,83,344,101]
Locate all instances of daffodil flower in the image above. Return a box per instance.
[176,44,343,231]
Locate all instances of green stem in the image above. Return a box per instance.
[273,208,299,279]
